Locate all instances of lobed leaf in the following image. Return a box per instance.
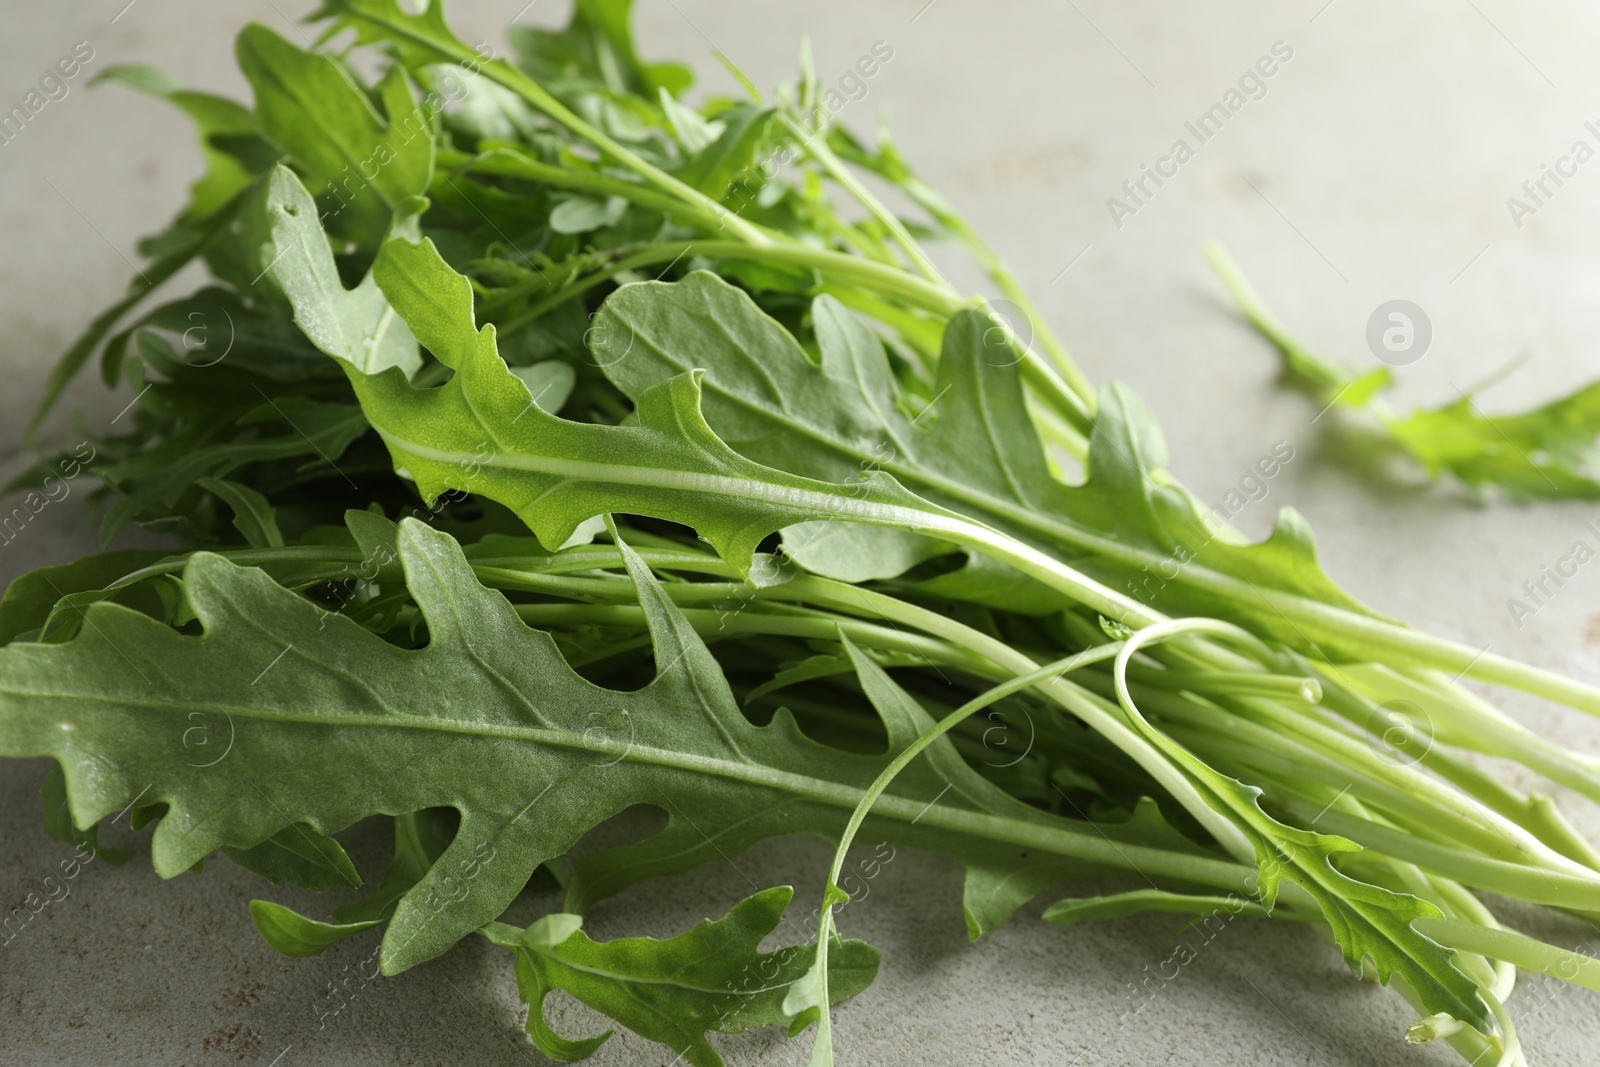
[0,519,1206,978]
[483,887,877,1067]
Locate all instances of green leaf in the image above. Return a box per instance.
[198,478,285,548]
[679,103,776,201]
[237,24,433,245]
[1388,383,1600,499]
[0,519,1211,976]
[549,193,627,234]
[98,285,337,388]
[482,887,878,1067]
[41,761,129,864]
[250,900,380,958]
[95,65,272,220]
[1209,241,1600,498]
[509,361,576,414]
[331,811,450,924]
[1,549,171,645]
[224,824,360,892]
[94,395,368,546]
[660,89,723,152]
[780,520,952,584]
[507,0,692,99]
[340,235,961,575]
[250,808,451,960]
[256,165,421,378]
[1207,243,1391,408]
[593,272,1386,651]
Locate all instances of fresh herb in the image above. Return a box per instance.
[1208,242,1600,498]
[7,3,1600,1065]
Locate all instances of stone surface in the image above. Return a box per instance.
[3,1,1600,1064]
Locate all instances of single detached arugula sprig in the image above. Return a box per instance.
[1207,242,1600,499]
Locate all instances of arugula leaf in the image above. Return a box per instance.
[263,176,975,578]
[483,887,878,1067]
[256,166,421,378]
[679,103,778,201]
[250,901,381,958]
[0,549,172,645]
[197,478,284,548]
[548,193,628,233]
[223,824,360,892]
[593,271,1388,649]
[508,0,692,99]
[93,394,368,546]
[660,89,723,152]
[1387,384,1600,499]
[0,518,1229,976]
[95,65,273,221]
[780,521,953,584]
[237,24,434,247]
[41,761,129,864]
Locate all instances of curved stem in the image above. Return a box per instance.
[801,645,1123,1066]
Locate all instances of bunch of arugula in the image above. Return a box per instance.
[7,2,1600,1064]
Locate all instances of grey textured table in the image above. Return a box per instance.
[5,1,1600,1064]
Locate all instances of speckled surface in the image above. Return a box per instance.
[4,2,1600,1064]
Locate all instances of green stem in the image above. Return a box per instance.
[1301,805,1600,911]
[771,576,1253,859]
[781,114,945,288]
[495,239,962,338]
[476,551,1246,859]
[1350,665,1600,801]
[341,7,771,247]
[1414,918,1600,996]
[1148,692,1583,879]
[802,645,1124,1066]
[438,147,742,237]
[1132,668,1322,704]
[511,602,968,667]
[901,173,1096,408]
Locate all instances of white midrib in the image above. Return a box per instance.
[371,426,1164,631]
[44,692,1248,892]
